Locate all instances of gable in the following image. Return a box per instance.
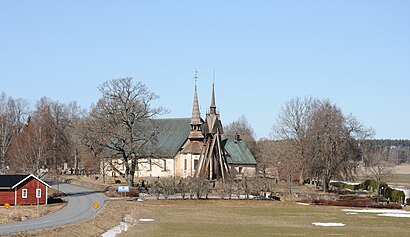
[0,174,51,189]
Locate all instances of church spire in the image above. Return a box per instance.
[210,80,216,114]
[191,71,201,126]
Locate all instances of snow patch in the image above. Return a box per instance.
[342,209,409,214]
[101,222,128,237]
[312,222,345,227]
[296,202,310,206]
[139,218,155,222]
[342,209,410,218]
[378,213,410,218]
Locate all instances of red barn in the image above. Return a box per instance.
[0,174,51,205]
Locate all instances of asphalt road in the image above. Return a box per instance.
[0,183,108,236]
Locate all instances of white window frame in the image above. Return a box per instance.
[36,188,41,198]
[22,189,28,198]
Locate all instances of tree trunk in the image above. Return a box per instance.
[299,167,304,184]
[376,179,380,203]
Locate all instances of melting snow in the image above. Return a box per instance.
[312,222,345,227]
[101,222,128,237]
[139,218,155,222]
[342,209,410,218]
[296,202,310,206]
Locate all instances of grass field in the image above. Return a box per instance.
[119,200,410,237]
[16,198,410,236]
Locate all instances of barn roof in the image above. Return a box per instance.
[0,174,51,189]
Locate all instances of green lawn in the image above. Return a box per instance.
[121,200,410,237]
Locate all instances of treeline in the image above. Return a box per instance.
[367,139,410,148]
[0,78,166,187]
[366,139,410,164]
[0,92,94,177]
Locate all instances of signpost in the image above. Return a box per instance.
[92,202,99,225]
[118,185,130,197]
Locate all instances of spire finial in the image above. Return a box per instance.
[194,70,198,86]
[191,71,201,126]
[210,72,216,114]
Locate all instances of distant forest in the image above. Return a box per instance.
[367,139,410,164]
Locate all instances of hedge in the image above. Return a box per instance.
[331,180,405,203]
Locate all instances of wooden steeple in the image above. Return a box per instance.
[195,81,230,181]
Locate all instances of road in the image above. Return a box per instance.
[0,183,108,236]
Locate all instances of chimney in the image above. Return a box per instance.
[235,133,241,142]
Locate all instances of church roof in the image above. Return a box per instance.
[222,139,257,165]
[150,118,191,158]
[190,82,201,126]
[148,118,257,166]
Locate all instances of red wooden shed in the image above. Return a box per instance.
[0,174,51,206]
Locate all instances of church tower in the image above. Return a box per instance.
[195,81,230,181]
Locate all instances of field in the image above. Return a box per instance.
[15,199,410,237]
[120,200,410,237]
[9,165,410,236]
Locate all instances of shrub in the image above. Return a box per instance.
[331,182,359,190]
[301,198,402,209]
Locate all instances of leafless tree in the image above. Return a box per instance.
[10,116,50,177]
[254,139,278,179]
[86,78,167,187]
[306,100,362,192]
[0,93,28,174]
[366,148,394,202]
[272,97,317,184]
[224,115,256,153]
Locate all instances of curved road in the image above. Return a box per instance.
[0,183,108,235]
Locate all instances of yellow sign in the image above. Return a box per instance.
[93,202,99,209]
[4,203,10,209]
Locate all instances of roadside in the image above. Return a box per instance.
[11,199,136,237]
[0,203,64,225]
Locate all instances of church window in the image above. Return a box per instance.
[163,160,167,171]
[148,159,152,171]
[193,159,199,171]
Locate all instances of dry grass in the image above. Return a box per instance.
[0,203,64,225]
[120,200,410,237]
[10,200,137,237]
[8,199,410,237]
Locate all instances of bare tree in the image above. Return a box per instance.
[272,97,317,184]
[254,139,278,179]
[306,100,362,192]
[86,78,167,187]
[0,93,28,174]
[10,116,50,177]
[224,115,256,153]
[366,148,393,202]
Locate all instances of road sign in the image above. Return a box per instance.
[93,202,99,209]
[4,203,10,209]
[118,185,130,193]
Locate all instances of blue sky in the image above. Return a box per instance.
[1,1,409,139]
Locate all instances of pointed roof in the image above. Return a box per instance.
[210,81,216,112]
[190,80,201,125]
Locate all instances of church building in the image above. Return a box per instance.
[106,80,257,180]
